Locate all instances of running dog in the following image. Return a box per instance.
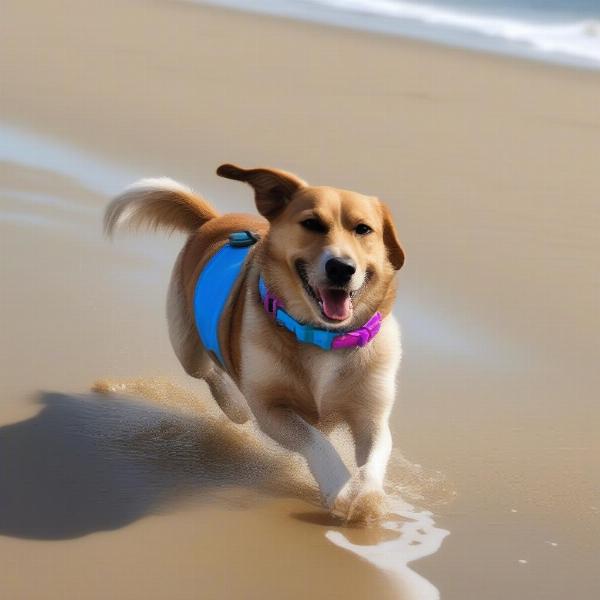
[105,164,404,523]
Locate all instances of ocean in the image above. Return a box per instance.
[195,0,600,69]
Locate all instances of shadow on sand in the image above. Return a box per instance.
[0,388,316,540]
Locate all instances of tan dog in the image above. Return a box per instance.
[105,164,404,523]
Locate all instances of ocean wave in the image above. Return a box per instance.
[312,0,600,64]
[196,0,600,67]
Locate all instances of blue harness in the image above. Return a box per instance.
[193,231,382,369]
[193,231,257,367]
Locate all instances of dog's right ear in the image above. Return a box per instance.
[217,164,306,221]
[380,201,405,270]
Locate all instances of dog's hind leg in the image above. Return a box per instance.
[204,368,251,424]
[166,249,213,379]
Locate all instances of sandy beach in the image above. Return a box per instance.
[1,0,599,598]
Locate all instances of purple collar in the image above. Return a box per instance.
[258,277,382,351]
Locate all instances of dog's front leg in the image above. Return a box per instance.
[332,415,392,524]
[249,401,351,509]
[333,377,396,523]
[351,416,393,489]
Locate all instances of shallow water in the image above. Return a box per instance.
[2,1,600,598]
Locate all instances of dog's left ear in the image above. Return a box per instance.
[216,163,307,221]
[380,202,405,270]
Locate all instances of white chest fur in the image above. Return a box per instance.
[239,299,401,420]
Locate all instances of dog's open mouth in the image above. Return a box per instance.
[296,261,353,322]
[317,288,352,321]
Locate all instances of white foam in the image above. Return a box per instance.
[194,0,600,68]
[320,0,600,64]
[326,498,449,599]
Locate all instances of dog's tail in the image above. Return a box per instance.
[104,178,219,237]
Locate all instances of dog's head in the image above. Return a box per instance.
[217,164,404,328]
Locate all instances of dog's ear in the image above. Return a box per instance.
[380,202,405,270]
[217,164,306,220]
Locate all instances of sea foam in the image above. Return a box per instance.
[194,0,600,68]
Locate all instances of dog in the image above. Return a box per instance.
[105,164,404,523]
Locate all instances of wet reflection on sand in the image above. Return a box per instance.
[327,502,449,600]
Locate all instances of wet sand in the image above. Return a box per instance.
[1,0,599,598]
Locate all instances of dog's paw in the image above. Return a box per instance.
[91,379,122,394]
[346,489,387,525]
[331,470,388,525]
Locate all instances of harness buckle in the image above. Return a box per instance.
[229,230,260,248]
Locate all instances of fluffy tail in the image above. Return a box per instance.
[104,177,219,236]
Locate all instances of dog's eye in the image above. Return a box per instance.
[300,218,327,233]
[355,224,372,236]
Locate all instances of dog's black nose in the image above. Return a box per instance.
[325,257,356,286]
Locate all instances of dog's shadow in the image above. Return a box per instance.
[0,387,317,540]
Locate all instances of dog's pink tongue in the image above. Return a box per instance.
[319,288,352,321]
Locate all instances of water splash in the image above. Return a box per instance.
[91,376,451,597]
[327,498,449,599]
